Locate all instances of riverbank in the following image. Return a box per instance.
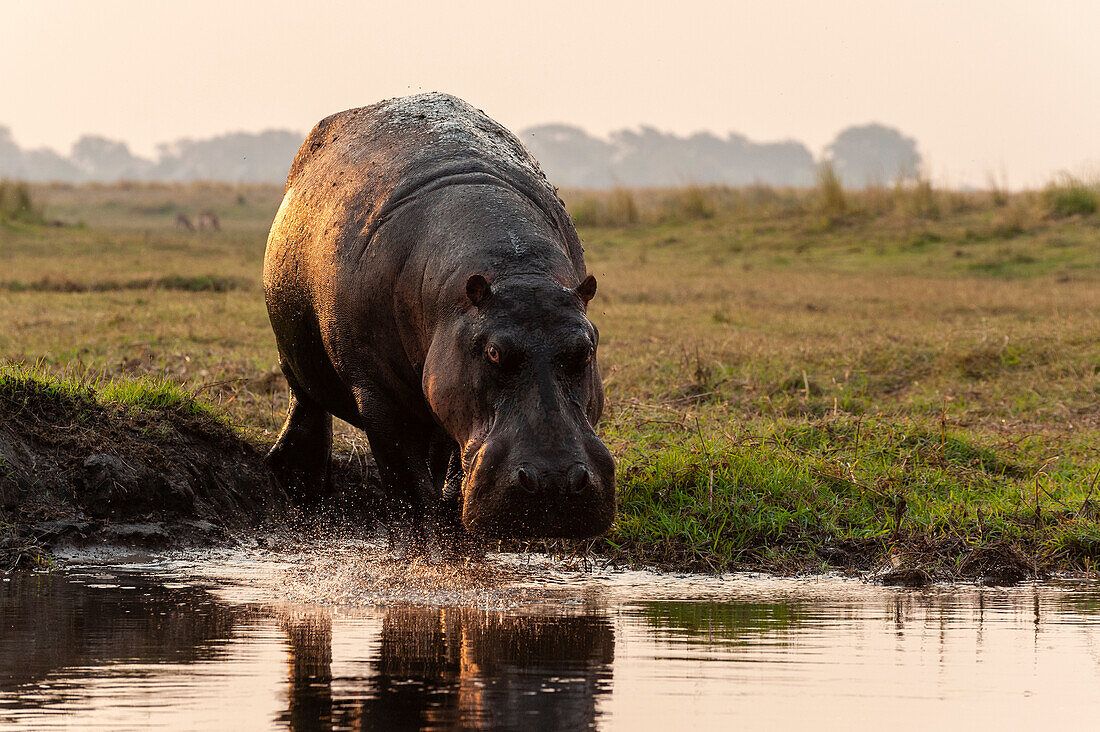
[0,366,380,570]
[3,366,1095,584]
[2,182,1098,583]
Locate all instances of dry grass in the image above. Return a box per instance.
[562,173,1100,232]
[1042,174,1099,218]
[0,180,42,224]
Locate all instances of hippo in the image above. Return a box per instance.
[263,93,615,548]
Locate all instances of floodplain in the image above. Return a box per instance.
[1,180,1099,578]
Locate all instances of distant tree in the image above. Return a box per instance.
[741,138,817,187]
[20,148,80,181]
[607,127,815,188]
[152,130,304,182]
[824,124,921,187]
[521,124,616,188]
[520,123,816,189]
[0,126,23,177]
[609,126,692,187]
[0,128,81,181]
[70,135,152,181]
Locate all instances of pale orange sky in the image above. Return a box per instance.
[2,0,1098,187]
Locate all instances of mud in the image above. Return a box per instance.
[0,376,381,570]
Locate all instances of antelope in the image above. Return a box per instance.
[196,211,221,231]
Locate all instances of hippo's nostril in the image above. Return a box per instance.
[517,467,539,494]
[567,464,592,495]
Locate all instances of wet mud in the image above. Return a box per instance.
[0,381,272,563]
[0,377,381,570]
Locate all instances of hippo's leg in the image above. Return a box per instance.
[438,448,463,517]
[357,414,440,557]
[266,373,333,505]
[428,431,460,512]
[429,434,482,556]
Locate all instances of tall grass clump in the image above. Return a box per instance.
[991,193,1042,238]
[607,187,640,225]
[856,184,895,218]
[896,175,940,219]
[566,195,600,227]
[566,188,640,227]
[0,180,42,224]
[661,184,715,221]
[1042,174,1098,218]
[815,162,847,219]
[987,172,1010,207]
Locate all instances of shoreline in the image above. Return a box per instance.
[2,365,1092,586]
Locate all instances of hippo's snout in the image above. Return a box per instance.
[463,439,616,539]
[514,463,594,496]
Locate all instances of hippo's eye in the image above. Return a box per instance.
[486,345,500,364]
[563,344,594,372]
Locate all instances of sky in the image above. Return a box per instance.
[2,0,1098,188]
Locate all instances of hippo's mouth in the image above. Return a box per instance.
[461,491,615,540]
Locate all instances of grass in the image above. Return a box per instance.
[3,180,1099,577]
[0,362,219,420]
[0,274,247,293]
[815,161,846,220]
[0,180,43,225]
[1043,174,1099,218]
[600,418,1099,575]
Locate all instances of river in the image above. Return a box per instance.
[2,543,1099,730]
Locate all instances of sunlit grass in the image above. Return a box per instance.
[601,416,1099,572]
[0,362,219,420]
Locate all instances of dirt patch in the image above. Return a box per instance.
[0,374,382,570]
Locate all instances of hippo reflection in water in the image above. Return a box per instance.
[279,606,615,730]
[0,571,613,729]
[263,93,615,549]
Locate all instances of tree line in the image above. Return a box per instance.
[0,121,920,189]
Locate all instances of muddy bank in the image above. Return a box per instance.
[0,372,380,570]
[513,533,1042,587]
[0,371,1074,585]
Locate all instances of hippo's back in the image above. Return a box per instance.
[276,93,576,253]
[263,94,581,421]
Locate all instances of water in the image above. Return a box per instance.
[2,544,1099,730]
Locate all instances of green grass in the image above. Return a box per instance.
[0,362,220,421]
[3,180,1099,576]
[0,180,43,225]
[600,417,1098,573]
[1043,175,1099,218]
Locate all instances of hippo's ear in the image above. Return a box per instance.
[575,274,597,306]
[466,274,492,307]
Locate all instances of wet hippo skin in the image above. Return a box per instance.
[263,93,615,550]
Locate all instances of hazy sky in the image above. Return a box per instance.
[3,0,1098,187]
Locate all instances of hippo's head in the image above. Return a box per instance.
[423,272,615,538]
